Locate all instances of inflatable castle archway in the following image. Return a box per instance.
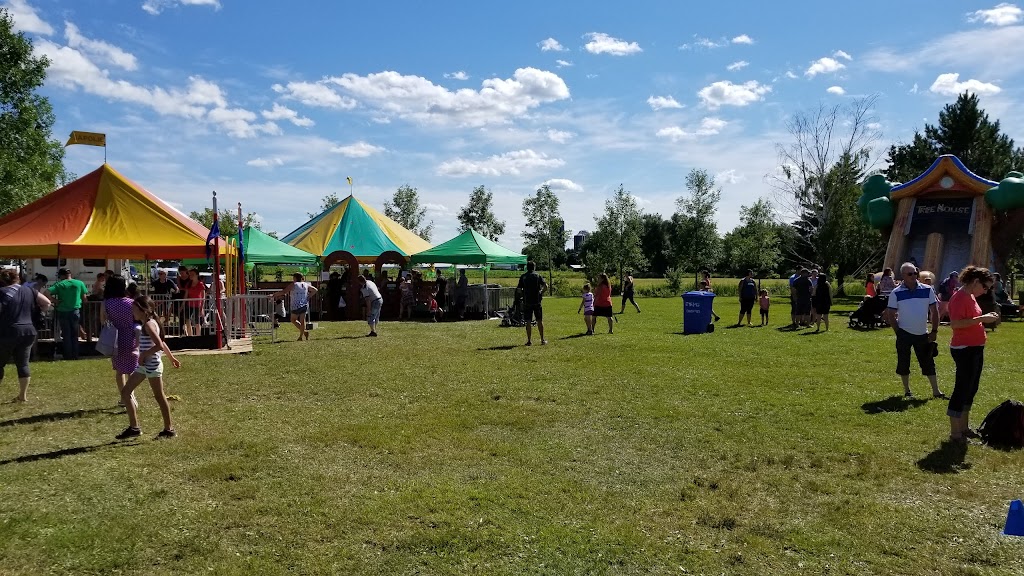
[857,155,1024,274]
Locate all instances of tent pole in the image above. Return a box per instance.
[483,266,488,318]
[212,191,224,349]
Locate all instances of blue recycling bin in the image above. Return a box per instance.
[682,291,716,334]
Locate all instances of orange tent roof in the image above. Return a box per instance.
[0,164,231,259]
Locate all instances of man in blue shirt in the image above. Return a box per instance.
[884,262,943,398]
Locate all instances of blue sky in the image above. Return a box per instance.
[6,0,1024,249]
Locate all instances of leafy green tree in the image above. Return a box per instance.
[885,92,1024,183]
[522,184,569,294]
[723,198,781,275]
[188,208,260,237]
[307,193,340,219]
[0,9,70,216]
[384,184,433,241]
[457,185,505,241]
[770,96,884,294]
[671,169,723,275]
[585,185,647,284]
[640,213,671,277]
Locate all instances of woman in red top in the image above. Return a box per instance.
[593,273,614,334]
[946,265,1000,443]
[864,272,876,298]
[184,268,207,336]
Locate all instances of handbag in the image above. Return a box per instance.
[338,295,346,308]
[96,323,118,356]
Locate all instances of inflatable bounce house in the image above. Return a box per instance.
[858,155,1024,274]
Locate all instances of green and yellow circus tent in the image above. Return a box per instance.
[282,195,431,263]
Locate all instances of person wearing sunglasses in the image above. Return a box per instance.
[946,266,1000,444]
[884,262,943,399]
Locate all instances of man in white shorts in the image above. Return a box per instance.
[358,275,383,337]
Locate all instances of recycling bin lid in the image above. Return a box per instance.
[682,291,716,298]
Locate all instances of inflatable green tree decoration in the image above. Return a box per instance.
[986,172,1024,211]
[857,174,895,227]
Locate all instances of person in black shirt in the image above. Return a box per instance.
[736,270,758,327]
[435,270,448,311]
[152,270,177,322]
[0,269,52,401]
[516,261,547,345]
[793,268,813,327]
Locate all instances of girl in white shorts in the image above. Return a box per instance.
[116,296,181,440]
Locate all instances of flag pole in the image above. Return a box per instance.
[237,202,248,338]
[212,191,224,349]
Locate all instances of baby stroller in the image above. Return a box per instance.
[848,295,888,329]
[498,288,529,327]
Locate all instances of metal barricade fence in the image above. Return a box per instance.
[225,293,279,342]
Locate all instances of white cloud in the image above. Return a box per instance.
[246,157,284,168]
[697,80,771,108]
[833,50,853,61]
[555,59,573,68]
[732,34,754,45]
[862,26,1024,76]
[538,37,566,52]
[909,83,919,94]
[423,202,450,215]
[680,36,725,50]
[929,72,1002,96]
[715,169,745,184]
[437,149,565,177]
[141,0,221,15]
[805,57,846,77]
[656,117,728,141]
[327,67,570,127]
[647,95,684,110]
[261,103,314,127]
[785,71,799,79]
[330,141,386,158]
[726,60,749,71]
[583,32,642,56]
[33,39,276,138]
[826,86,846,95]
[546,129,574,143]
[968,3,1022,26]
[271,81,357,109]
[444,71,469,80]
[63,23,138,70]
[5,0,54,35]
[542,178,583,192]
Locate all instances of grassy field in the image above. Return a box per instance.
[1,296,1022,575]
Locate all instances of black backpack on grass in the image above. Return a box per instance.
[978,400,1024,449]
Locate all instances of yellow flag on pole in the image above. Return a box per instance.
[65,131,106,147]
[346,177,353,186]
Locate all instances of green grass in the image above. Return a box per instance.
[1,296,1022,575]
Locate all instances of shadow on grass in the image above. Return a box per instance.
[560,333,590,340]
[861,395,928,414]
[0,407,115,428]
[799,330,825,336]
[0,441,131,467]
[478,345,517,351]
[916,441,970,474]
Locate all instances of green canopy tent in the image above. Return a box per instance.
[408,230,527,317]
[241,226,319,266]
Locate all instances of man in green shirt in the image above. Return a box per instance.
[48,268,88,360]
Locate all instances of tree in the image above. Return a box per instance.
[885,92,1024,183]
[188,208,260,238]
[522,184,569,294]
[769,96,884,294]
[307,193,340,219]
[585,185,647,284]
[0,9,70,216]
[640,214,671,277]
[384,184,433,241]
[457,185,505,241]
[722,199,782,275]
[670,169,723,276]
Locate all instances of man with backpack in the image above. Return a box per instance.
[737,270,758,327]
[517,261,547,346]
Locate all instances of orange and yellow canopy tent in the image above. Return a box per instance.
[0,164,232,260]
[283,195,431,263]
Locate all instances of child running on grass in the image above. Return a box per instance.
[116,296,181,440]
[759,288,771,326]
[578,283,595,335]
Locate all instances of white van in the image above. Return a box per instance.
[23,258,131,285]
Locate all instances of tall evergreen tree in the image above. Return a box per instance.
[0,9,70,216]
[585,185,647,284]
[671,169,722,274]
[521,184,569,294]
[885,92,1024,182]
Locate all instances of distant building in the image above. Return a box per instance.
[573,230,588,251]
